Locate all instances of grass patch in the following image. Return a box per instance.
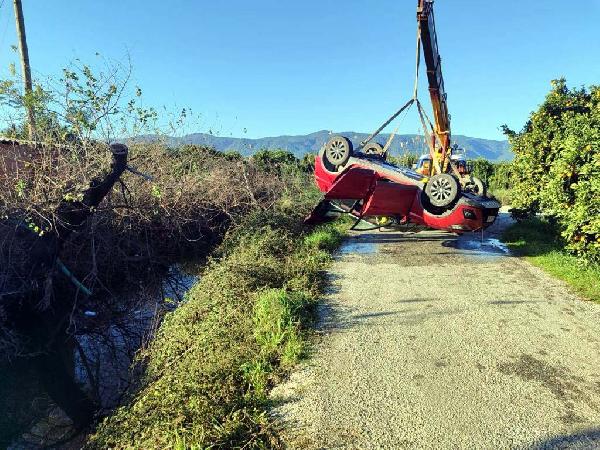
[87,207,347,449]
[502,217,600,303]
[303,227,345,252]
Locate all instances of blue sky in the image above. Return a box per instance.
[1,0,599,140]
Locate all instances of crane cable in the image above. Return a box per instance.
[416,99,442,174]
[413,24,421,100]
[360,15,449,168]
[359,98,414,149]
[360,21,423,150]
[416,98,462,178]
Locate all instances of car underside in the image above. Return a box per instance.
[306,143,501,234]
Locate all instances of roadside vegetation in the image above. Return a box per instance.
[1,124,347,446]
[0,60,348,448]
[503,79,600,264]
[499,79,600,300]
[89,198,346,448]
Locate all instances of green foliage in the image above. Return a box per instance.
[251,149,298,172]
[0,80,69,140]
[223,149,244,161]
[0,58,158,141]
[253,289,309,365]
[87,192,347,449]
[504,79,600,263]
[388,152,418,168]
[304,224,345,252]
[502,217,600,302]
[299,153,316,172]
[469,159,514,202]
[469,158,495,182]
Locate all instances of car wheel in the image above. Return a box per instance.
[425,174,460,207]
[465,176,486,197]
[364,142,384,156]
[324,135,353,168]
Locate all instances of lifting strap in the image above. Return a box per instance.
[382,125,400,156]
[360,21,423,149]
[413,25,421,100]
[415,99,442,174]
[360,17,457,180]
[416,99,462,178]
[360,98,414,148]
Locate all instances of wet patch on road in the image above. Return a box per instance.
[338,238,378,255]
[444,234,511,259]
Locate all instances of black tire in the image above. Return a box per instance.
[364,142,384,156]
[466,176,486,197]
[425,174,460,207]
[324,135,353,168]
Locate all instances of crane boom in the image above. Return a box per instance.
[417,0,451,154]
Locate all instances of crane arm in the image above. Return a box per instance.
[417,0,451,154]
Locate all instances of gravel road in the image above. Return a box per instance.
[271,212,600,449]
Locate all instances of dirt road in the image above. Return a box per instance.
[271,213,600,449]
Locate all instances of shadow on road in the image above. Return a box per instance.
[528,428,600,449]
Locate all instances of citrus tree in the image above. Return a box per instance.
[504,79,600,263]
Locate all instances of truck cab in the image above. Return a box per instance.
[414,151,471,177]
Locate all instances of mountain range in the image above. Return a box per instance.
[152,130,512,161]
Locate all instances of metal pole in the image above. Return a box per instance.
[13,0,36,139]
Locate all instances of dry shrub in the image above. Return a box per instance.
[0,140,290,361]
[0,139,112,222]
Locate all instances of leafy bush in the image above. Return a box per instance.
[0,59,158,143]
[504,79,600,263]
[251,149,298,172]
[469,158,495,182]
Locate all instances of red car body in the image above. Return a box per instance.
[309,153,500,233]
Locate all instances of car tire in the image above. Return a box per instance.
[466,176,486,197]
[425,174,460,207]
[364,142,384,156]
[323,135,353,168]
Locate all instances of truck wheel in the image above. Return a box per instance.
[364,142,384,156]
[324,135,353,168]
[425,174,460,207]
[466,176,486,197]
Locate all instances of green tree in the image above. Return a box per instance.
[504,79,600,262]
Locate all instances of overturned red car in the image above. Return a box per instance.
[306,136,501,233]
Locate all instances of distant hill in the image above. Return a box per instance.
[146,130,512,161]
